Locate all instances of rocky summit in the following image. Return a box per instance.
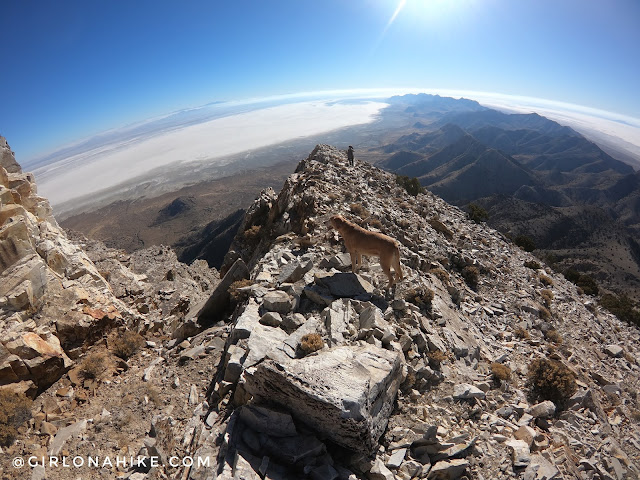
[2,142,640,480]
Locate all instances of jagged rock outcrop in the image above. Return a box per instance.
[0,137,133,394]
[0,137,219,396]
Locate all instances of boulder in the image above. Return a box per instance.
[526,401,555,419]
[453,383,485,400]
[196,258,249,324]
[315,272,374,298]
[262,290,295,314]
[245,344,403,453]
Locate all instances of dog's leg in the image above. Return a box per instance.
[381,255,394,288]
[394,250,404,281]
[355,253,362,273]
[349,251,358,273]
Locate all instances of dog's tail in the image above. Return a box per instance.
[394,246,403,281]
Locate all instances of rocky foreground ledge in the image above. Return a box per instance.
[174,145,639,479]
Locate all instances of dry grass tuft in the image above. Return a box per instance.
[79,351,111,380]
[300,333,324,355]
[405,287,434,311]
[0,390,32,447]
[544,329,563,344]
[527,358,577,406]
[539,274,554,286]
[514,326,531,340]
[462,266,480,290]
[229,279,254,303]
[110,330,145,360]
[490,362,512,384]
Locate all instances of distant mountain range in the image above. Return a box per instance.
[374,94,640,299]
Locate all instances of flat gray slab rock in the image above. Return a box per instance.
[245,344,403,453]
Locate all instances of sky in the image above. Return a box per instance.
[1,0,639,164]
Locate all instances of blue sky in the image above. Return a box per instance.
[1,0,639,162]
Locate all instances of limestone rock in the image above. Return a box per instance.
[245,344,403,453]
[262,290,295,314]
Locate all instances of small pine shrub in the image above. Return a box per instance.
[524,260,541,270]
[490,362,512,384]
[564,269,599,296]
[468,203,489,223]
[396,175,425,197]
[527,358,577,406]
[515,235,536,252]
[110,331,145,360]
[600,294,640,327]
[80,351,110,379]
[300,333,324,355]
[0,390,32,447]
[229,279,253,303]
[462,266,480,290]
[405,287,434,311]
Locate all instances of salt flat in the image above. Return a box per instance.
[34,99,388,206]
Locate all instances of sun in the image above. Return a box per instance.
[386,0,475,28]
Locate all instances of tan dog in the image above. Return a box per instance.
[329,215,403,288]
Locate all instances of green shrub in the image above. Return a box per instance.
[564,269,599,296]
[527,358,576,406]
[515,235,536,252]
[395,175,425,197]
[467,203,489,223]
[0,390,32,447]
[600,294,640,327]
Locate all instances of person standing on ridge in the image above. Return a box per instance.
[347,145,354,167]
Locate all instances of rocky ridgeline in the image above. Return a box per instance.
[173,145,639,480]
[0,136,219,398]
[3,143,640,480]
